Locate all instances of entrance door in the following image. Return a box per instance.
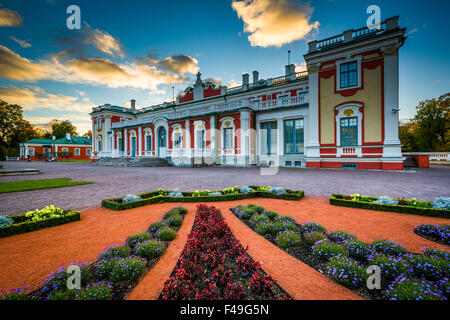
[131,136,137,157]
[158,127,167,157]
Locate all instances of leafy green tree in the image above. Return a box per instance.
[413,93,449,151]
[44,119,78,140]
[82,130,92,140]
[399,121,419,152]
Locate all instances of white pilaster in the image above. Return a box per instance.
[124,128,128,156]
[185,119,190,158]
[138,127,142,156]
[277,118,284,157]
[240,110,251,165]
[305,71,320,158]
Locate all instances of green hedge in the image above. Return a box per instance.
[0,210,81,238]
[330,194,449,218]
[102,188,305,211]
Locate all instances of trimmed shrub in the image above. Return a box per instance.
[110,256,146,283]
[343,239,373,261]
[405,255,449,281]
[0,216,14,228]
[312,240,348,261]
[40,263,90,298]
[249,214,270,227]
[98,245,132,260]
[155,228,177,241]
[368,254,409,282]
[422,248,450,261]
[373,196,398,205]
[125,232,152,249]
[386,277,446,300]
[148,221,169,234]
[135,240,166,259]
[432,197,450,210]
[273,215,296,224]
[372,239,407,256]
[166,214,183,227]
[263,210,278,220]
[0,287,29,300]
[302,222,326,234]
[276,231,301,249]
[75,282,113,300]
[303,231,327,246]
[325,256,368,289]
[235,207,257,220]
[122,194,142,203]
[272,221,298,234]
[328,230,356,243]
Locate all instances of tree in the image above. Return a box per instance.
[399,121,419,152]
[0,100,43,158]
[44,119,78,139]
[413,93,449,152]
[82,130,92,140]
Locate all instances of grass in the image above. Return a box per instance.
[0,178,94,193]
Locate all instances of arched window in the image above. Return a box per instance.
[116,132,123,151]
[194,121,206,150]
[220,117,235,150]
[144,128,153,151]
[335,103,363,147]
[171,124,183,149]
[97,136,102,152]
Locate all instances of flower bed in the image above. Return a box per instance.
[159,204,290,300]
[0,206,81,238]
[0,206,188,300]
[231,204,450,300]
[102,186,304,211]
[330,194,450,218]
[414,223,449,246]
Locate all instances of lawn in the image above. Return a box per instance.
[0,178,94,193]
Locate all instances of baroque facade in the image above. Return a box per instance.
[90,16,406,170]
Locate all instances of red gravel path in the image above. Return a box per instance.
[1,198,448,299]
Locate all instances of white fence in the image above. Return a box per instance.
[403,152,450,161]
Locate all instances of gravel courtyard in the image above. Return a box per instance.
[1,161,449,215]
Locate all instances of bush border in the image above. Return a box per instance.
[330,194,449,218]
[0,210,81,238]
[102,187,305,211]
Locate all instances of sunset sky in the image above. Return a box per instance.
[0,0,449,134]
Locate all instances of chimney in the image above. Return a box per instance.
[252,71,259,83]
[52,136,56,140]
[130,99,136,111]
[285,64,296,81]
[66,133,71,140]
[242,73,249,90]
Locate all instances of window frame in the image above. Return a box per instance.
[74,148,80,156]
[283,118,304,154]
[260,121,277,155]
[96,118,102,130]
[336,57,362,91]
[340,117,358,147]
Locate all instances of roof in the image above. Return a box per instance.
[24,136,91,145]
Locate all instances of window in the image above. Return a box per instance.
[62,147,68,152]
[284,119,304,153]
[260,121,277,155]
[43,147,51,154]
[96,118,102,130]
[118,137,123,151]
[223,128,233,150]
[28,148,34,156]
[97,140,102,152]
[86,148,91,156]
[340,117,358,146]
[196,129,205,149]
[75,148,80,156]
[340,61,358,89]
[145,134,152,151]
[174,132,182,149]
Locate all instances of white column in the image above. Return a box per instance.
[124,128,128,156]
[91,117,95,155]
[240,110,251,165]
[383,53,402,157]
[138,127,142,156]
[209,115,216,164]
[185,119,190,158]
[305,71,320,158]
[277,118,284,157]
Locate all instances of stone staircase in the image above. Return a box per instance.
[93,157,170,167]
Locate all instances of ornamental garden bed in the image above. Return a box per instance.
[414,223,449,246]
[231,204,450,300]
[0,206,188,300]
[0,206,81,238]
[102,186,304,211]
[159,204,290,300]
[330,194,450,218]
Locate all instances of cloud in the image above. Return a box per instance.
[0,45,45,81]
[294,62,307,72]
[9,36,31,48]
[203,78,223,86]
[84,26,125,58]
[227,79,242,87]
[232,0,319,47]
[0,8,23,27]
[406,27,419,36]
[0,45,199,91]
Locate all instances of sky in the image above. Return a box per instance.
[0,0,449,135]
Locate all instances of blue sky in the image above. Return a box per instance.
[0,0,449,134]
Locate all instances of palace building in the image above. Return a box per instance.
[90,16,406,170]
